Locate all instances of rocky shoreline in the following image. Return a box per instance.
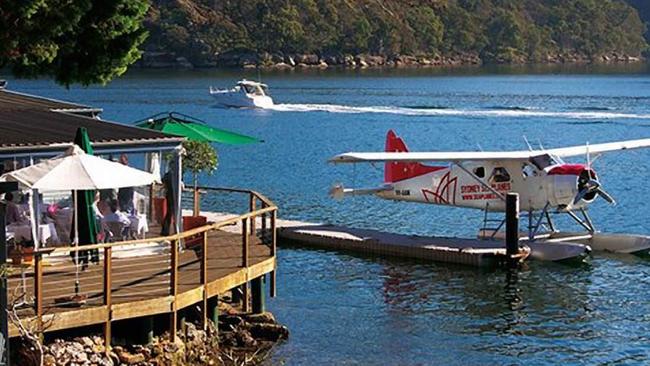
[19,304,288,366]
[137,51,645,70]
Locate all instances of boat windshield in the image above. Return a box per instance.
[242,84,268,96]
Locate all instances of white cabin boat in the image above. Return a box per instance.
[209,79,274,108]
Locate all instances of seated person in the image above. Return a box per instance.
[102,200,131,226]
[117,186,135,214]
[92,192,104,220]
[4,192,25,224]
[117,154,135,214]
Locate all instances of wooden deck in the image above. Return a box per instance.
[5,188,278,340]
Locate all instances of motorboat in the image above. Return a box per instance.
[209,79,274,108]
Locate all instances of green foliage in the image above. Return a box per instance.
[0,0,149,86]
[145,0,648,64]
[182,140,218,187]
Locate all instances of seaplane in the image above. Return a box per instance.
[329,130,650,261]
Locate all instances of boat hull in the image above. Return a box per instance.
[209,91,273,109]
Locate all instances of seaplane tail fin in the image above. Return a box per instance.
[384,130,443,183]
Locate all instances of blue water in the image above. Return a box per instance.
[9,65,650,364]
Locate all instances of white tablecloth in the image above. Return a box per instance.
[129,214,149,238]
[7,223,59,244]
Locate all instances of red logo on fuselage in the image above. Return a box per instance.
[422,171,457,205]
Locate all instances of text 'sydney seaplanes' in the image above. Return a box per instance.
[329,130,650,262]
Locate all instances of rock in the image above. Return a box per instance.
[245,312,276,324]
[235,329,257,347]
[270,62,293,70]
[109,351,120,365]
[318,61,329,68]
[117,350,145,365]
[76,337,91,347]
[322,54,341,65]
[285,55,296,66]
[364,55,385,66]
[248,323,290,342]
[295,54,319,65]
[175,57,193,68]
[220,314,245,332]
[343,54,355,66]
[43,354,56,366]
[271,53,284,63]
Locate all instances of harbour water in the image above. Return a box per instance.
[9,65,650,364]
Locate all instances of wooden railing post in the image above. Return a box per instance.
[169,239,178,340]
[103,247,112,355]
[249,194,256,236]
[261,202,267,244]
[34,253,43,337]
[201,231,208,330]
[270,210,277,298]
[242,218,249,268]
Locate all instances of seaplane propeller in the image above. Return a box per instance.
[572,145,616,206]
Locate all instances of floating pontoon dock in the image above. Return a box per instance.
[198,212,514,268]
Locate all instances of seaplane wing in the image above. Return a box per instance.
[330,138,650,163]
[547,138,650,158]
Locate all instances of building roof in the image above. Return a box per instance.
[0,87,184,157]
[0,88,102,116]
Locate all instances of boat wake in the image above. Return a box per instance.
[266,103,650,120]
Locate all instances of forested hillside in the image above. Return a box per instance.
[626,0,650,40]
[142,0,648,68]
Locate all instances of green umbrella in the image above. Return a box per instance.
[71,127,98,247]
[134,112,261,144]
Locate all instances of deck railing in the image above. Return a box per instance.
[7,186,277,351]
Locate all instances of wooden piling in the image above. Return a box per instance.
[208,295,219,336]
[251,276,265,314]
[270,211,277,298]
[505,193,520,264]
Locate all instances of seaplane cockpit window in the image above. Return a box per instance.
[490,167,511,183]
[522,163,537,178]
[529,154,559,170]
[473,167,485,178]
[261,85,270,96]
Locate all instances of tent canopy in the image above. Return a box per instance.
[0,145,159,191]
[134,112,261,145]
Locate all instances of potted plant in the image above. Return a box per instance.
[21,241,35,264]
[8,243,22,265]
[182,140,218,233]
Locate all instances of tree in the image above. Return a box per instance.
[0,0,149,86]
[182,140,218,191]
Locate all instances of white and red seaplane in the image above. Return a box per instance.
[330,130,650,261]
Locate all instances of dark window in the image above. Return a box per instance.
[474,167,485,178]
[490,167,511,183]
